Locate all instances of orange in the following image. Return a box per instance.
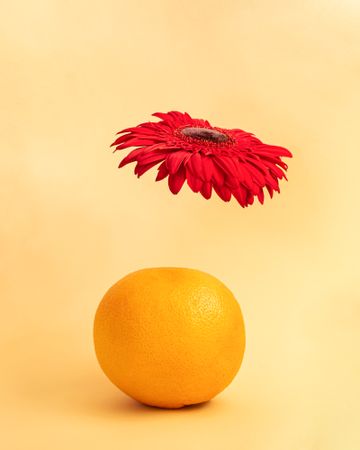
[93,267,245,408]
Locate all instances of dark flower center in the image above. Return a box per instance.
[180,127,229,143]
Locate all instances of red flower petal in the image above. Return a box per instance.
[233,186,248,207]
[166,151,189,174]
[211,159,226,186]
[134,160,161,177]
[156,161,169,181]
[186,169,203,193]
[168,165,186,194]
[237,163,255,190]
[119,147,146,167]
[200,181,212,199]
[266,185,274,198]
[257,188,265,204]
[244,162,266,186]
[187,152,205,179]
[202,156,214,182]
[213,184,232,202]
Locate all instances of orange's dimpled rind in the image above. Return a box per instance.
[93,267,245,409]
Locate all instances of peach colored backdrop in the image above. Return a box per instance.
[1,1,359,449]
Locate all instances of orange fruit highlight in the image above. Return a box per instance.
[93,267,245,409]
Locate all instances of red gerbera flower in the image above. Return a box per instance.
[111,111,292,207]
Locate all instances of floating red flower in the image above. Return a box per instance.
[111,111,292,207]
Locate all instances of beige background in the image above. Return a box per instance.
[1,1,360,449]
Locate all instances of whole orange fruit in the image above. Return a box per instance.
[93,267,245,408]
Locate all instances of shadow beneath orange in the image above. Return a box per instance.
[101,395,213,415]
